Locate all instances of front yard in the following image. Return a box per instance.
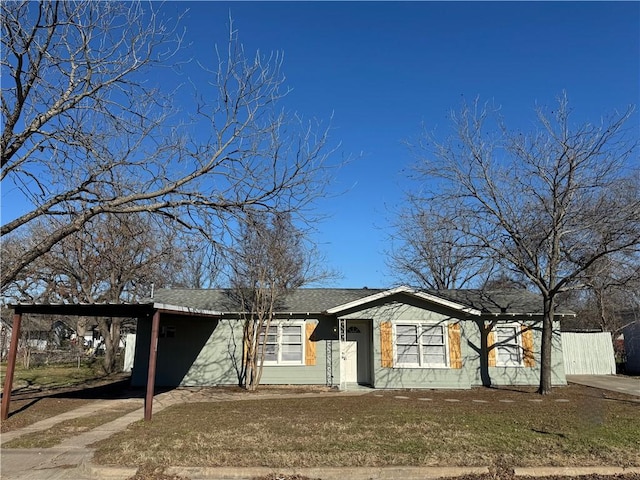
[92,385,640,470]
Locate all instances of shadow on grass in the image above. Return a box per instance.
[3,374,178,419]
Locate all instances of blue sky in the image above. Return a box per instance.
[179,1,639,289]
[4,2,639,289]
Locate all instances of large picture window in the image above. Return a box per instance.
[395,323,448,367]
[495,325,522,367]
[259,323,304,365]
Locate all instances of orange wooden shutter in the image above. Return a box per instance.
[521,325,535,367]
[448,323,462,369]
[380,321,393,368]
[305,323,316,366]
[487,329,496,367]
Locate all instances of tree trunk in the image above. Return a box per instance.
[478,320,493,387]
[538,296,554,394]
[98,317,121,374]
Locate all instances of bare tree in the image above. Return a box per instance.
[388,203,494,289]
[406,93,639,394]
[229,210,328,390]
[562,253,640,333]
[1,2,333,288]
[3,212,193,373]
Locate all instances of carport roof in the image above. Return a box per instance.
[8,301,221,318]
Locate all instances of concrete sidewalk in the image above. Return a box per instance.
[566,374,640,397]
[1,388,375,480]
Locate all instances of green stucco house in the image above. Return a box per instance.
[131,286,569,389]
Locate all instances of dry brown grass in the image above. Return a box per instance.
[1,372,132,433]
[0,396,93,433]
[92,385,640,470]
[3,402,140,448]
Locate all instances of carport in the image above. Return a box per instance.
[1,302,220,421]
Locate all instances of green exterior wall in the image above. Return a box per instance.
[132,297,567,389]
[340,299,476,389]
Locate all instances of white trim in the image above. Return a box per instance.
[152,302,221,316]
[393,321,450,369]
[493,323,523,367]
[260,320,306,366]
[325,286,481,316]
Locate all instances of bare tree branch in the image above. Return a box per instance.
[402,93,639,393]
[1,3,334,288]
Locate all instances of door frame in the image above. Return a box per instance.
[345,319,372,385]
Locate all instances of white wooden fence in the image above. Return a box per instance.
[561,332,616,375]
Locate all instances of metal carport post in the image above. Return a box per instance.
[1,303,160,421]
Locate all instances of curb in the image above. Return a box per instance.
[84,464,138,479]
[514,466,640,477]
[165,466,490,479]
[66,463,640,480]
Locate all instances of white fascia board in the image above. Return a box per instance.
[325,286,412,314]
[325,286,482,316]
[152,303,221,317]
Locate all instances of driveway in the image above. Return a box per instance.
[566,374,640,397]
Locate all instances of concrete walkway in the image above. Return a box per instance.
[1,392,165,480]
[566,374,640,397]
[1,388,375,480]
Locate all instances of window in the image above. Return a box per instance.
[159,326,176,338]
[495,325,521,366]
[395,323,448,367]
[259,323,304,365]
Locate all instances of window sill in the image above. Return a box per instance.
[261,362,305,367]
[394,364,451,369]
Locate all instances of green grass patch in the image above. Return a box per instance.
[1,363,103,390]
[92,385,640,469]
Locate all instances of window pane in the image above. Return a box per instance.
[397,344,419,356]
[261,344,278,362]
[497,327,516,342]
[423,352,446,365]
[282,326,302,343]
[423,333,444,345]
[423,345,444,355]
[259,331,278,343]
[397,352,419,364]
[423,344,445,365]
[396,325,417,344]
[497,345,520,366]
[397,343,419,364]
[396,325,416,336]
[281,344,302,361]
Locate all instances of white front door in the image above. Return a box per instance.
[346,320,371,385]
[343,341,358,383]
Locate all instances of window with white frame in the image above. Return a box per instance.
[259,322,304,365]
[395,323,448,367]
[495,325,522,367]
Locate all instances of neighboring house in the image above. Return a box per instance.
[20,317,75,351]
[131,286,570,389]
[622,321,640,374]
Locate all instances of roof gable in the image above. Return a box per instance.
[325,286,482,316]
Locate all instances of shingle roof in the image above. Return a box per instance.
[151,287,573,316]
[151,288,384,314]
[426,289,574,315]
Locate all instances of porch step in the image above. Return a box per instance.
[343,383,374,391]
